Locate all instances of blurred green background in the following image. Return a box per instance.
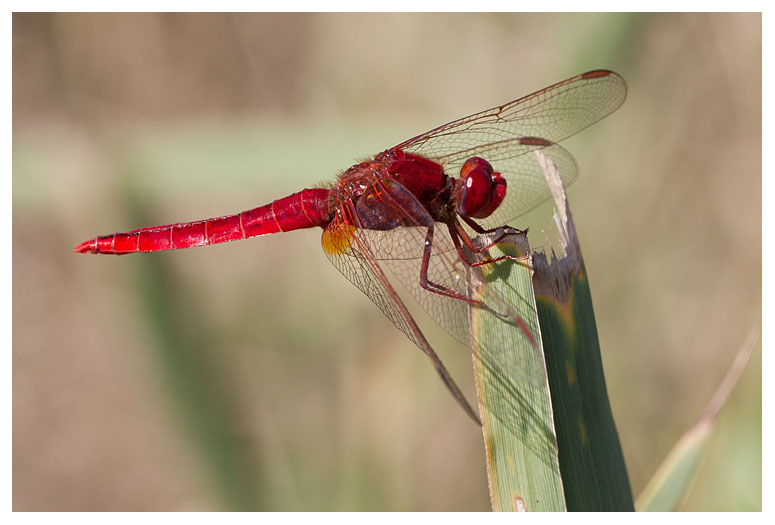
[12,13,761,511]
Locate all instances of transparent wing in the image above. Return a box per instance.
[395,70,625,226]
[321,191,481,422]
[369,220,473,345]
[321,206,424,350]
[325,176,537,352]
[396,70,626,161]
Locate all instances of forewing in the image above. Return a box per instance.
[396,70,626,161]
[321,198,483,423]
[321,206,424,351]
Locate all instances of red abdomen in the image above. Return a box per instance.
[75,188,333,255]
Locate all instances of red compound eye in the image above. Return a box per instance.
[460,157,493,179]
[457,168,493,218]
[456,157,507,219]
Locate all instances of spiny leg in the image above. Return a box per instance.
[451,219,532,270]
[417,223,511,320]
[462,215,525,237]
[446,221,537,345]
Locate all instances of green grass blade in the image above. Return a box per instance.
[532,151,633,511]
[470,233,565,511]
[533,255,633,510]
[635,331,758,511]
[472,151,634,511]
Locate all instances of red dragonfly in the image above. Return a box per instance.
[76,70,626,425]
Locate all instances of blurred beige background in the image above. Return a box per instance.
[13,13,761,510]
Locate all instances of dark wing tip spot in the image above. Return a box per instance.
[581,69,614,79]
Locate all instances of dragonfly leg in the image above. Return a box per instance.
[418,224,511,320]
[462,215,526,237]
[446,221,538,346]
[451,219,532,270]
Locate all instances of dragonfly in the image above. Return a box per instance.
[75,70,627,425]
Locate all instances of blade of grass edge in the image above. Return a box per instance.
[470,229,565,511]
[532,150,634,510]
[635,329,759,511]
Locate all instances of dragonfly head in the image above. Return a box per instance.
[455,157,507,219]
